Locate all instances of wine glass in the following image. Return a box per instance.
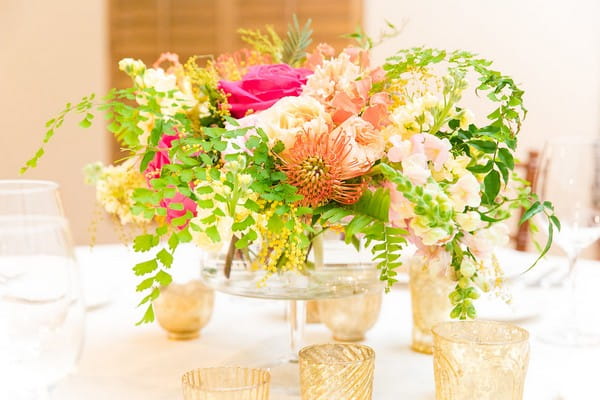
[536,137,600,346]
[0,180,85,399]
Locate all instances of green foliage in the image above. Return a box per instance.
[239,25,284,62]
[21,94,96,174]
[281,16,313,67]
[345,20,402,50]
[317,187,407,289]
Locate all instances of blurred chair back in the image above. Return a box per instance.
[513,150,541,251]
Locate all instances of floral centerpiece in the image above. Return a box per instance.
[24,18,558,324]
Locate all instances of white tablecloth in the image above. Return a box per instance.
[51,245,600,399]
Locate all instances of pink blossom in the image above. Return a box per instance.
[384,181,415,226]
[423,134,451,170]
[448,173,481,211]
[401,153,430,185]
[304,43,336,70]
[362,92,391,129]
[387,135,412,163]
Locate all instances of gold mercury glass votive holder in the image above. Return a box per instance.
[153,280,214,340]
[409,265,455,354]
[299,343,375,400]
[432,321,530,400]
[182,367,271,400]
[318,291,383,341]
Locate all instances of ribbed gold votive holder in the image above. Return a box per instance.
[299,343,375,400]
[318,291,382,341]
[432,321,530,400]
[153,280,214,340]
[181,367,270,400]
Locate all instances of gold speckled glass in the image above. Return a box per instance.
[153,280,214,340]
[318,291,383,341]
[299,344,375,400]
[181,367,270,400]
[432,321,530,400]
[409,266,454,354]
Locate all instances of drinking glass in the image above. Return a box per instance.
[536,138,600,345]
[0,180,85,399]
[181,367,271,400]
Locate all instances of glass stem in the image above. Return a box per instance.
[287,299,306,363]
[565,251,579,333]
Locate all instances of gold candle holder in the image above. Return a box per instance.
[306,300,321,323]
[432,321,530,400]
[299,343,375,400]
[153,280,214,340]
[409,265,454,354]
[318,291,382,341]
[182,367,270,400]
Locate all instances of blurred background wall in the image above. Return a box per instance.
[1,0,599,245]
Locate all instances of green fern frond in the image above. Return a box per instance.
[351,187,391,222]
[281,15,313,67]
[316,188,406,289]
[238,25,283,62]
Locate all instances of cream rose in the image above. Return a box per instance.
[258,96,331,150]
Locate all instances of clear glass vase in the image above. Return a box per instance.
[200,237,383,396]
[409,263,455,354]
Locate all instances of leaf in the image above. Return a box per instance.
[467,160,493,174]
[206,226,221,243]
[345,215,372,240]
[522,221,553,274]
[483,170,501,202]
[78,118,92,128]
[497,148,515,169]
[133,259,158,276]
[136,277,154,292]
[133,234,158,252]
[136,304,155,325]
[156,249,173,268]
[520,201,544,224]
[154,270,172,286]
[496,161,509,184]
[469,140,497,153]
[550,215,561,231]
[140,151,156,172]
[281,15,313,66]
[168,233,179,250]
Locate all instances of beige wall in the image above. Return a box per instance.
[0,0,115,244]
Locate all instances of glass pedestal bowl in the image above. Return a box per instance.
[199,240,384,397]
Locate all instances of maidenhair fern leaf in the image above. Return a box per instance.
[281,16,313,67]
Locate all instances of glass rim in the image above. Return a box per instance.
[0,180,59,195]
[299,343,375,365]
[432,320,529,346]
[181,367,270,392]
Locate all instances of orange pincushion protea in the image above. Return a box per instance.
[279,131,371,208]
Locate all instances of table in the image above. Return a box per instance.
[52,244,600,399]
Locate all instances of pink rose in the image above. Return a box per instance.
[219,64,313,118]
